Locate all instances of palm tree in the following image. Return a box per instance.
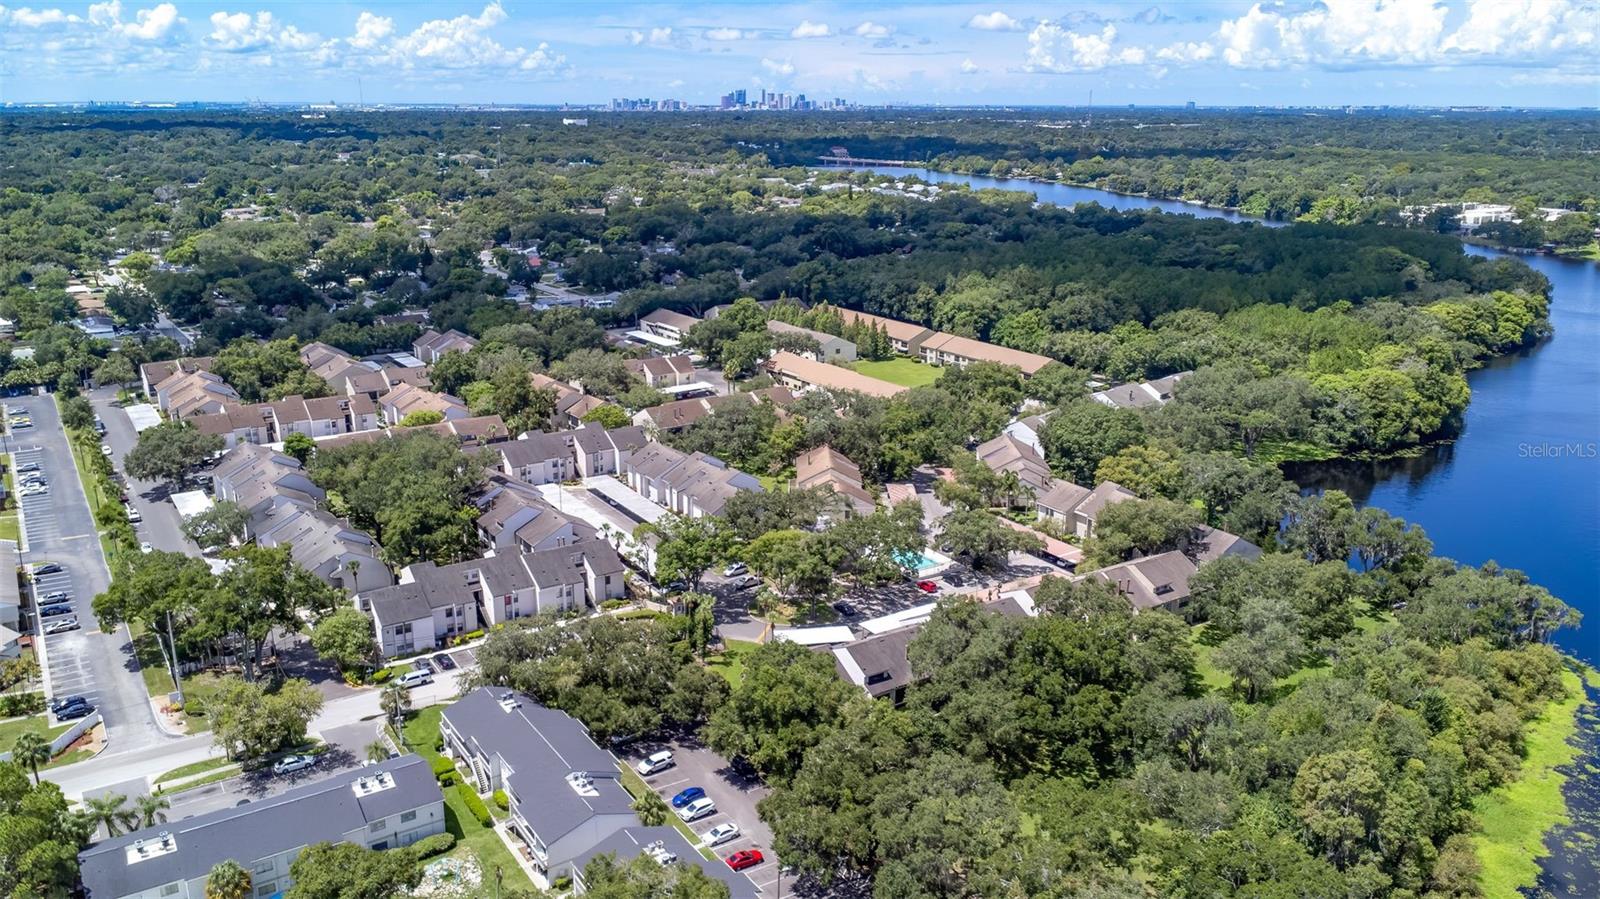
[83,792,137,838]
[380,681,411,733]
[12,731,51,785]
[133,793,170,829]
[632,791,669,827]
[365,740,391,764]
[205,859,253,899]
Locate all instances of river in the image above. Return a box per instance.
[848,165,1600,665]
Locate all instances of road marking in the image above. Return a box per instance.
[652,775,690,789]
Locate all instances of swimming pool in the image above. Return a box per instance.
[896,548,953,575]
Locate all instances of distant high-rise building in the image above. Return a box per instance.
[734,89,747,105]
[1186,100,1196,110]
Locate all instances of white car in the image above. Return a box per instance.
[722,562,747,577]
[272,754,317,775]
[703,822,741,847]
[636,750,675,776]
[43,617,79,635]
[20,485,47,497]
[676,797,716,822]
[139,542,153,553]
[100,444,113,457]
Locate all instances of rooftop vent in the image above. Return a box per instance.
[643,840,677,866]
[1154,583,1174,596]
[352,771,396,797]
[125,831,179,864]
[497,696,521,714]
[566,771,599,797]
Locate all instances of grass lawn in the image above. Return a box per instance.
[851,357,943,388]
[65,429,106,519]
[132,634,221,735]
[706,639,761,689]
[0,464,18,542]
[0,714,71,748]
[1472,666,1589,897]
[154,756,235,785]
[399,706,528,884]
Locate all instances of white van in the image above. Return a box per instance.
[398,669,433,689]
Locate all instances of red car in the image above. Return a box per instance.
[726,849,764,871]
[915,580,938,594]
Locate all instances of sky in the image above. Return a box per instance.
[1,1,1596,107]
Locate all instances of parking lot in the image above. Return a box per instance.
[628,738,792,896]
[4,396,170,750]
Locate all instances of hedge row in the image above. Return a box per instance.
[456,783,493,827]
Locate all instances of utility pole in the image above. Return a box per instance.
[166,609,184,706]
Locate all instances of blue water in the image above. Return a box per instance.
[851,166,1600,665]
[895,550,942,572]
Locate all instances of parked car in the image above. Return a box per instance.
[99,445,113,457]
[704,822,740,847]
[670,786,706,808]
[43,617,78,634]
[10,421,31,430]
[722,562,747,577]
[15,462,39,473]
[411,657,435,673]
[272,754,317,775]
[39,593,71,606]
[435,653,458,671]
[139,542,153,554]
[725,849,765,871]
[915,580,939,594]
[126,507,142,523]
[50,695,88,713]
[32,562,61,575]
[733,575,760,591]
[831,601,857,617]
[397,669,433,689]
[20,486,47,497]
[57,701,94,721]
[39,605,74,618]
[636,750,675,776]
[676,797,716,822]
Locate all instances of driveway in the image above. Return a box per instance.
[627,736,793,897]
[89,387,192,555]
[4,395,171,752]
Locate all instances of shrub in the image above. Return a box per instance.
[430,756,455,779]
[456,784,493,827]
[492,789,509,811]
[370,667,396,684]
[0,692,45,717]
[413,833,456,858]
[437,771,456,787]
[552,875,572,891]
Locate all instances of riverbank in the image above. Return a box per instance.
[1471,665,1592,897]
[879,163,1597,263]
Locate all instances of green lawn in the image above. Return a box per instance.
[154,756,235,785]
[850,357,943,388]
[706,639,761,689]
[132,632,221,735]
[0,464,18,542]
[1472,666,1589,897]
[399,706,528,884]
[0,714,71,749]
[65,429,107,519]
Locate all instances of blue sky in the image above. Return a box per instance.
[1,1,1596,106]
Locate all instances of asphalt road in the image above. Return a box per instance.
[4,394,171,752]
[90,386,194,555]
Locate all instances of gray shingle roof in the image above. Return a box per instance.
[77,756,440,899]
[571,826,759,899]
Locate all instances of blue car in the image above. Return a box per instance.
[670,786,706,809]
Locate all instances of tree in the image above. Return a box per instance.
[9,733,49,786]
[209,677,325,761]
[211,338,329,402]
[579,852,732,899]
[683,592,716,661]
[379,682,411,733]
[1094,444,1187,500]
[124,420,224,485]
[311,608,379,675]
[285,841,421,899]
[937,508,1042,572]
[426,350,478,396]
[205,859,253,899]
[635,515,730,592]
[93,549,215,696]
[58,395,94,431]
[0,763,89,897]
[1294,749,1384,870]
[1211,595,1305,702]
[93,354,137,388]
[1080,498,1204,569]
[580,403,631,429]
[364,741,391,764]
[203,545,336,680]
[632,790,670,827]
[82,792,137,838]
[180,500,250,551]
[281,431,316,465]
[704,640,860,784]
[132,793,170,829]
[397,409,444,427]
[1041,400,1146,484]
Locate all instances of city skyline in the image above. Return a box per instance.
[1,1,1596,108]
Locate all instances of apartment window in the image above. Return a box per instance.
[258,886,276,898]
[370,820,387,833]
[160,884,181,897]
[401,810,418,823]
[252,860,274,875]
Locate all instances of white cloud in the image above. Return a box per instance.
[1156,40,1215,63]
[349,11,392,49]
[704,27,748,41]
[1216,0,1448,68]
[966,11,1022,31]
[3,6,74,26]
[960,58,981,74]
[627,26,680,47]
[208,11,318,52]
[790,20,831,38]
[761,57,795,76]
[853,21,892,38]
[118,1,177,40]
[374,2,566,74]
[1026,22,1146,72]
[1442,0,1596,57]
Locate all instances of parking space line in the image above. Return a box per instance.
[651,775,690,789]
